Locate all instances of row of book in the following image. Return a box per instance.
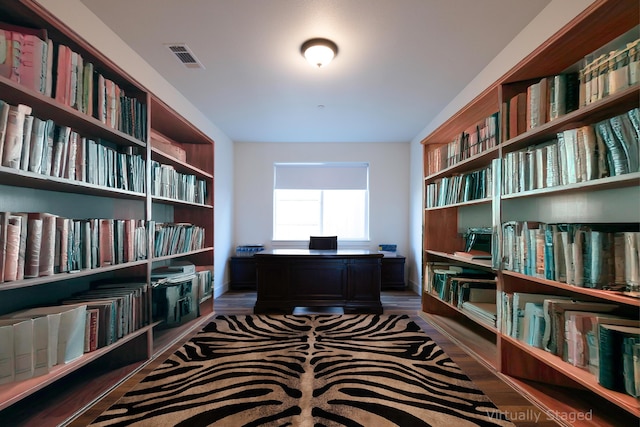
[501,291,639,397]
[425,112,499,176]
[425,263,497,328]
[0,212,148,283]
[504,73,580,142]
[580,37,640,108]
[502,108,640,195]
[501,221,640,290]
[0,99,146,193]
[151,161,208,204]
[0,279,149,385]
[425,160,495,208]
[152,222,205,258]
[0,21,147,141]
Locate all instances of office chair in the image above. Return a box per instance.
[309,236,338,250]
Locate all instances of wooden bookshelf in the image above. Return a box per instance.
[0,0,215,424]
[421,1,640,425]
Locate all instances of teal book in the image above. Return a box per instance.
[598,324,640,392]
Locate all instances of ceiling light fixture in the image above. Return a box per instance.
[301,38,338,68]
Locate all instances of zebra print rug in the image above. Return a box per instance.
[90,314,514,426]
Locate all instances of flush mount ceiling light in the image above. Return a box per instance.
[301,38,338,68]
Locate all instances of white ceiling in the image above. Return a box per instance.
[79,0,551,143]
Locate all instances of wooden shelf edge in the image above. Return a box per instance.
[0,76,147,148]
[425,250,494,270]
[422,292,498,334]
[0,260,149,291]
[501,85,640,153]
[0,166,147,200]
[151,247,214,262]
[418,311,497,369]
[150,147,213,179]
[151,195,213,209]
[501,334,640,417]
[424,145,500,182]
[425,197,492,211]
[0,324,152,411]
[501,270,640,307]
[501,172,640,200]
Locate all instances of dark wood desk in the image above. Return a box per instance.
[253,249,383,314]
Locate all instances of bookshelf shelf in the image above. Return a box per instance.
[0,0,215,424]
[424,145,500,182]
[501,335,639,417]
[0,324,151,411]
[424,197,492,211]
[0,260,148,291]
[502,270,640,308]
[150,147,213,179]
[418,311,497,370]
[0,75,147,148]
[425,250,494,270]
[151,195,214,209]
[0,166,147,199]
[501,172,640,200]
[500,85,640,154]
[151,247,215,263]
[422,1,640,425]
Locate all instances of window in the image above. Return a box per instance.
[273,162,369,241]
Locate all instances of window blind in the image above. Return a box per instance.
[274,162,369,190]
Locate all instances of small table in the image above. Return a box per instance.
[229,256,257,289]
[381,255,406,289]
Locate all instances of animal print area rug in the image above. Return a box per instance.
[90,314,514,426]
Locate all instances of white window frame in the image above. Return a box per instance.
[272,162,370,243]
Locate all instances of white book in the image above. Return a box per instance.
[7,305,86,365]
[2,104,32,168]
[0,318,33,382]
[0,322,14,385]
[28,117,46,174]
[2,310,61,368]
[19,115,34,171]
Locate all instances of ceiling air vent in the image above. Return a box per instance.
[165,43,204,69]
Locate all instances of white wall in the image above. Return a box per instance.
[36,0,235,297]
[233,142,411,276]
[408,0,596,292]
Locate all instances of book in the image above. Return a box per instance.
[522,302,546,348]
[3,213,22,282]
[508,92,527,138]
[1,104,32,168]
[0,212,8,283]
[596,119,629,176]
[453,249,492,260]
[512,293,569,342]
[598,324,640,393]
[0,318,33,382]
[544,299,618,358]
[609,112,639,173]
[55,217,69,273]
[14,212,28,281]
[0,100,10,163]
[10,304,87,365]
[18,114,33,171]
[29,212,57,277]
[0,321,14,384]
[23,215,43,278]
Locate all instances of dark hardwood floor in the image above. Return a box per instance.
[50,290,559,426]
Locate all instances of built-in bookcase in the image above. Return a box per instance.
[0,0,214,424]
[422,1,639,426]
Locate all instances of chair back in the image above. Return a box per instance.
[309,236,337,250]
